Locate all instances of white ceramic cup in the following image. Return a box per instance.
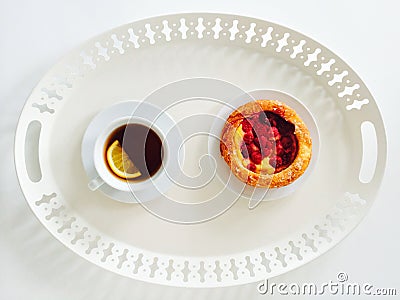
[82,100,183,203]
[88,116,167,192]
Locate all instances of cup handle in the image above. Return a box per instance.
[88,176,105,191]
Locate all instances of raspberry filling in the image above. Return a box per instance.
[239,111,298,173]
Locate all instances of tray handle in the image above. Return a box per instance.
[357,113,387,199]
[24,120,42,182]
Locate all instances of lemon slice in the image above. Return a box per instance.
[106,140,141,179]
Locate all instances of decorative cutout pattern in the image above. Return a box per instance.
[18,14,381,287]
[32,189,366,286]
[33,15,372,117]
[32,103,55,114]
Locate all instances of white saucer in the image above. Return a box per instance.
[209,89,320,206]
[81,100,184,203]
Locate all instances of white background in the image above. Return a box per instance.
[1,0,399,299]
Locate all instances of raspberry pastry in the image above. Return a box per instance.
[220,100,312,188]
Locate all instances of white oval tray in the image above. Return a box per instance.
[14,13,386,287]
